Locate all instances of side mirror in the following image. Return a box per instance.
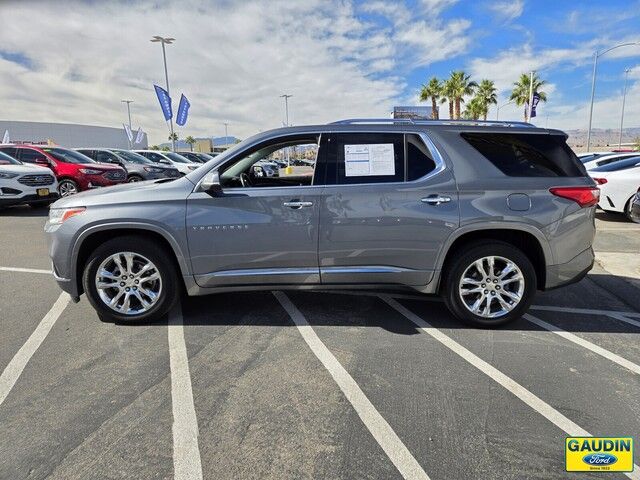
[35,157,50,166]
[200,170,223,195]
[159,159,171,165]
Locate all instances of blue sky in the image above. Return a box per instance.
[0,0,638,142]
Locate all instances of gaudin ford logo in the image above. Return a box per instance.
[192,224,249,231]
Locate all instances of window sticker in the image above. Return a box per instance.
[344,144,395,177]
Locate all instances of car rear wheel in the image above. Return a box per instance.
[442,241,536,327]
[82,236,179,323]
[128,175,143,183]
[58,179,78,197]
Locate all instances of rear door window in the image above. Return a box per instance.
[461,132,586,177]
[19,148,48,164]
[0,147,19,159]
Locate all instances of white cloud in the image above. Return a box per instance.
[0,0,471,144]
[488,0,525,23]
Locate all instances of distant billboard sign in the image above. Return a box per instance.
[393,106,435,120]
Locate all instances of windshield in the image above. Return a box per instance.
[165,152,192,163]
[0,151,21,165]
[591,156,640,172]
[43,148,96,164]
[111,149,154,165]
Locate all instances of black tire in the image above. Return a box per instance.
[128,175,143,183]
[82,235,180,323]
[624,196,635,222]
[442,241,537,327]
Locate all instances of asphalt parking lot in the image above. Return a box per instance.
[1,207,639,480]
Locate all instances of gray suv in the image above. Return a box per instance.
[76,148,181,181]
[46,119,597,326]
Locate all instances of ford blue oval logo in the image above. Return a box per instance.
[582,453,617,466]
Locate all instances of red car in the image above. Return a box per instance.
[0,145,127,196]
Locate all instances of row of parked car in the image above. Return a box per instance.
[0,144,217,208]
[576,151,640,222]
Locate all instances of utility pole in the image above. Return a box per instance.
[151,36,176,151]
[223,122,229,145]
[121,100,134,149]
[527,70,535,123]
[618,68,631,149]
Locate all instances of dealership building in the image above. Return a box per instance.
[0,120,148,149]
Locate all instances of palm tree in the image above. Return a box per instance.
[419,77,441,119]
[463,96,486,120]
[510,73,548,122]
[449,71,477,119]
[440,77,455,119]
[185,135,196,152]
[476,79,498,121]
[168,132,178,142]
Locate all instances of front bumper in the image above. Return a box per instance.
[0,192,59,207]
[545,247,594,290]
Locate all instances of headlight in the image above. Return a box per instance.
[48,207,86,225]
[79,168,102,175]
[143,167,164,173]
[187,165,198,171]
[0,172,19,179]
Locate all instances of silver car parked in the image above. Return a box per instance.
[46,119,598,326]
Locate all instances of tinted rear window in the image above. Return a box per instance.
[461,132,585,177]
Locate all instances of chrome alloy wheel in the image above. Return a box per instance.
[458,256,525,319]
[58,180,78,197]
[95,252,162,315]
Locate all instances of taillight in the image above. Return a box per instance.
[549,186,600,208]
[593,177,607,185]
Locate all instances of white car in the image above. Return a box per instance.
[133,150,199,175]
[0,151,59,208]
[583,152,639,171]
[589,155,640,220]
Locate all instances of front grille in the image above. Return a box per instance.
[103,170,126,181]
[18,174,55,186]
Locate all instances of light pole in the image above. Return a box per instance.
[586,41,639,151]
[496,100,514,120]
[150,35,176,151]
[280,94,292,126]
[121,100,134,148]
[223,122,229,146]
[618,68,631,149]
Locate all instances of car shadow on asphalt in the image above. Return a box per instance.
[169,276,640,336]
[0,205,50,217]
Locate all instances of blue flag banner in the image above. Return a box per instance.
[176,94,191,126]
[530,92,540,118]
[154,85,172,121]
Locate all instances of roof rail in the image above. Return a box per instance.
[330,118,535,128]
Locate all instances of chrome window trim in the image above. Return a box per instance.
[193,129,448,193]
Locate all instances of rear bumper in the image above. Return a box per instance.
[0,192,59,206]
[544,247,594,290]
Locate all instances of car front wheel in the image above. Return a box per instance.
[58,179,79,197]
[442,241,536,327]
[82,236,179,323]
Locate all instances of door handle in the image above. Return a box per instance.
[283,201,313,209]
[421,195,451,205]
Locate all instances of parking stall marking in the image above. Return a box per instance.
[381,295,640,479]
[607,312,640,330]
[168,303,204,480]
[0,266,52,275]
[0,292,70,406]
[273,291,431,480]
[524,314,640,376]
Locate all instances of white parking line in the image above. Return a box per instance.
[530,304,640,319]
[168,304,203,480]
[607,312,640,330]
[381,295,640,479]
[524,314,640,375]
[0,293,70,406]
[0,266,52,275]
[273,291,430,480]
